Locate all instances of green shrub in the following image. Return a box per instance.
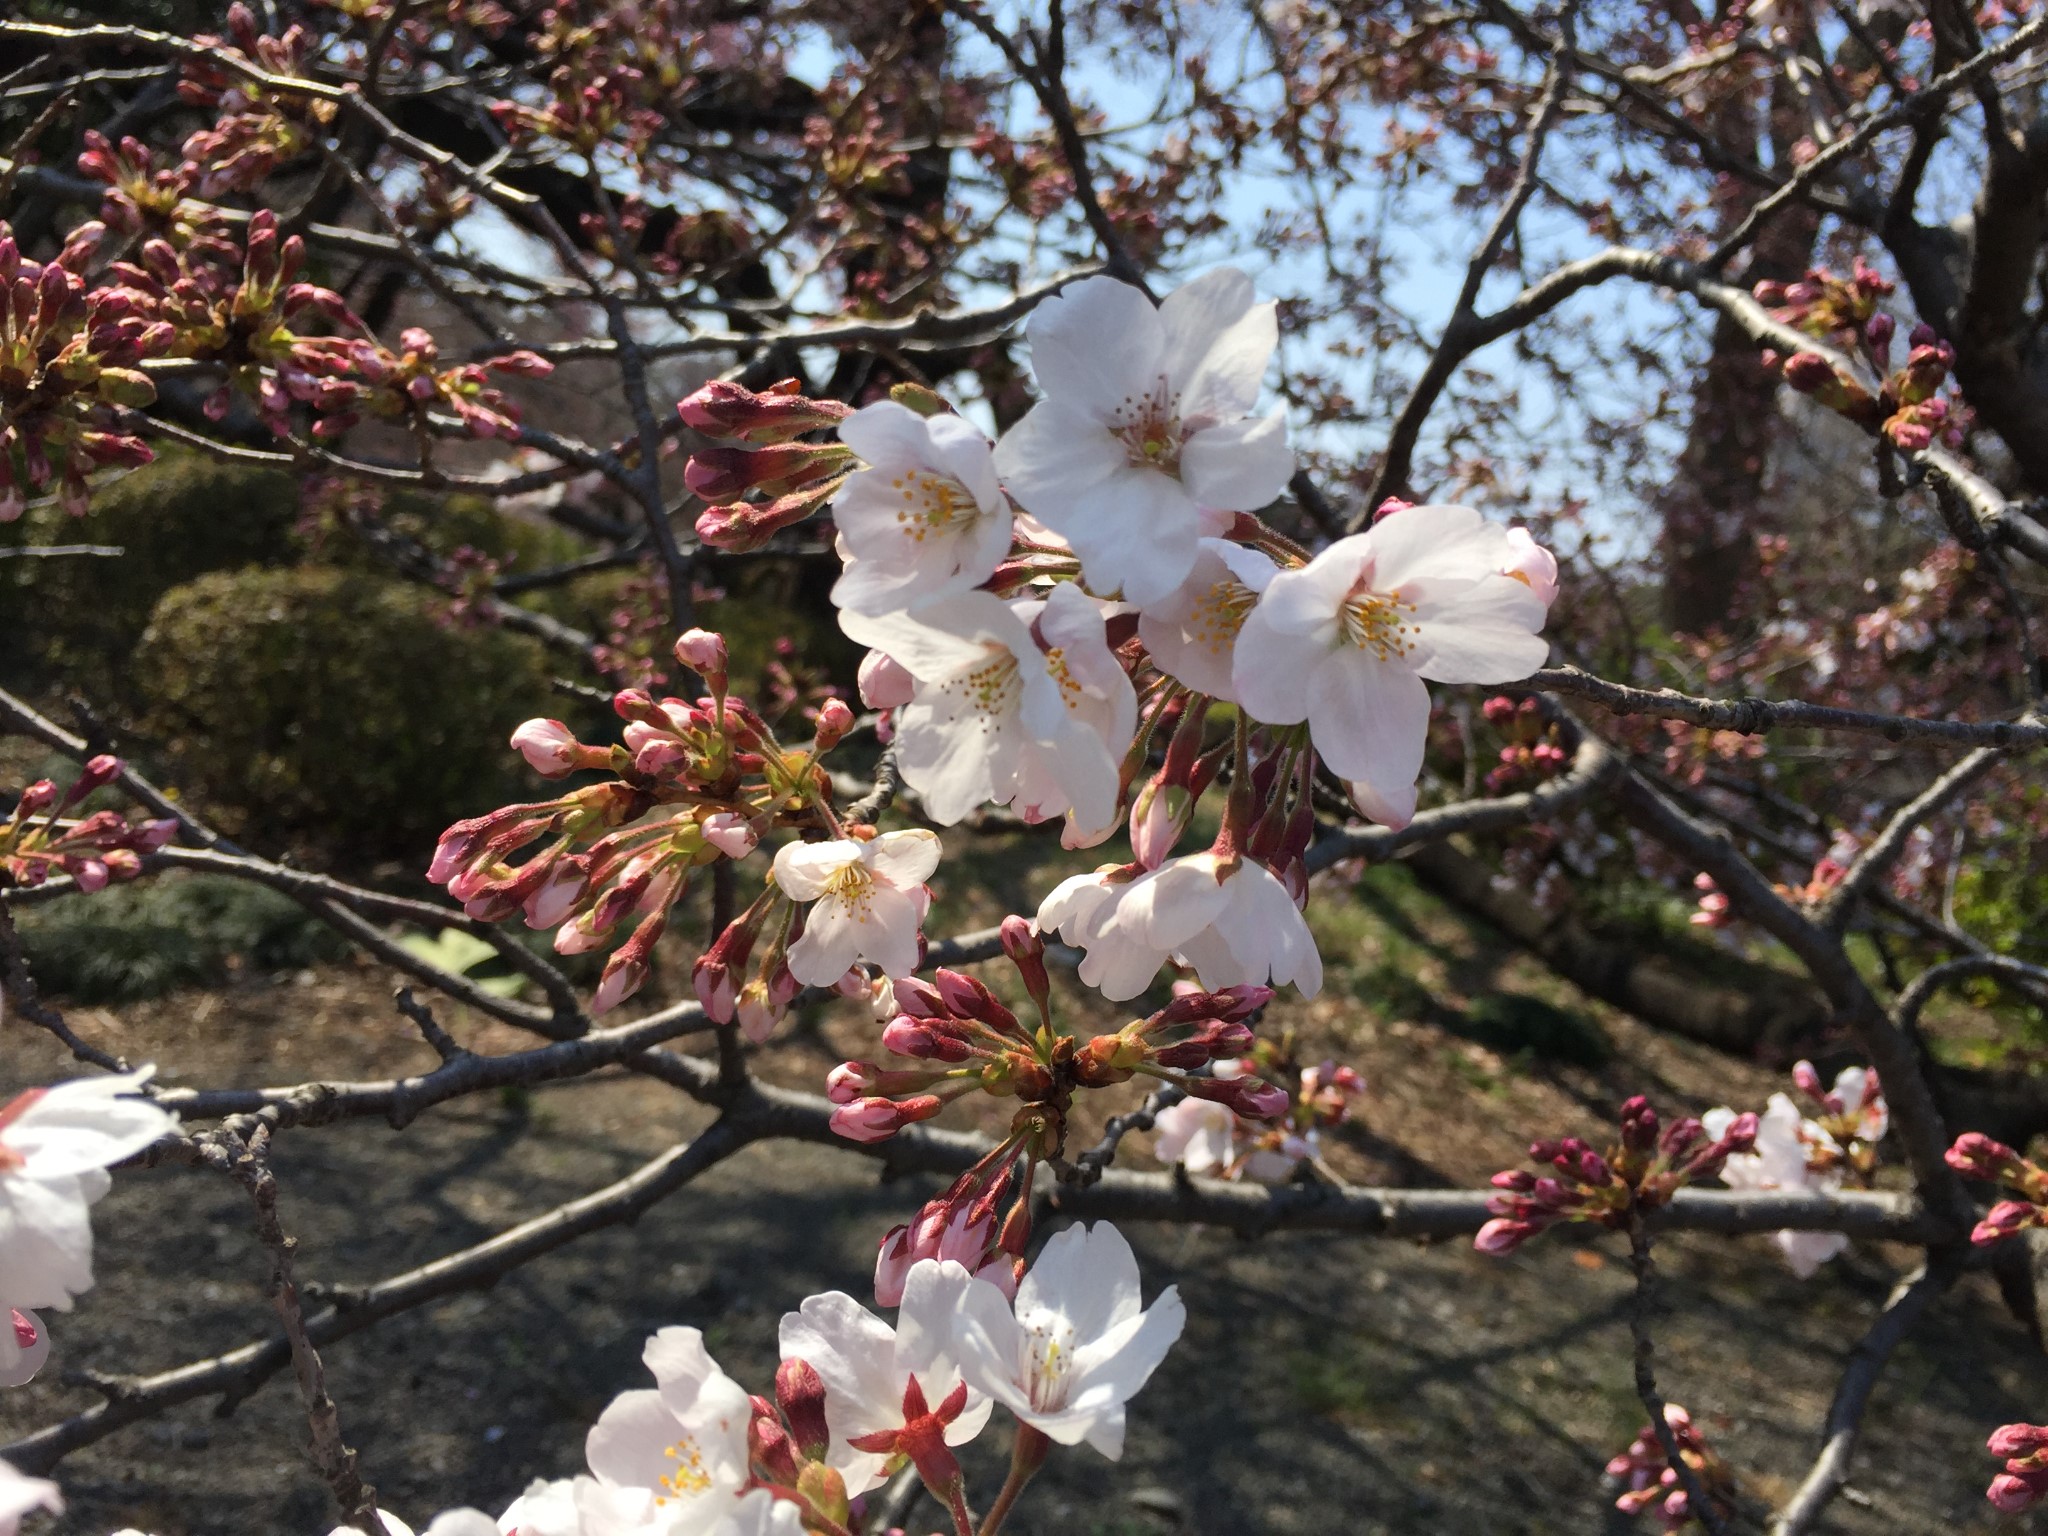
[13,871,345,1003]
[0,453,301,688]
[134,566,556,870]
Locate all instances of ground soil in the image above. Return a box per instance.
[3,866,2043,1536]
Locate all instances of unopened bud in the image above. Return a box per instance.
[828,1094,944,1144]
[813,697,855,748]
[777,1358,832,1461]
[1187,1073,1289,1121]
[673,628,728,684]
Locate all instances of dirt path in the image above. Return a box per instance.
[3,889,2043,1533]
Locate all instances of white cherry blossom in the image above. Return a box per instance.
[1035,853,1322,1002]
[0,1308,48,1389]
[839,582,1134,838]
[0,1459,60,1536]
[0,1067,178,1315]
[1136,538,1278,701]
[949,1221,1184,1458]
[581,1328,752,1535]
[772,830,940,986]
[777,1259,992,1495]
[995,268,1293,605]
[1149,1097,1234,1175]
[1234,504,1552,826]
[831,402,1012,614]
[1706,1096,1847,1278]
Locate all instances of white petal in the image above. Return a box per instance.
[863,829,941,888]
[1158,268,1272,420]
[772,840,859,901]
[1180,412,1293,512]
[1024,276,1165,417]
[1303,652,1431,792]
[1016,1222,1143,1342]
[1230,601,1320,724]
[1406,574,1550,684]
[787,899,870,987]
[838,399,945,470]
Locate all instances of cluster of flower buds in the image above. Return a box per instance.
[745,1357,865,1530]
[1778,320,1967,455]
[1475,1097,1759,1254]
[0,223,166,519]
[2,756,177,891]
[871,1143,1031,1306]
[1987,1422,2048,1513]
[1688,872,1731,929]
[76,131,207,242]
[1754,259,1892,349]
[679,378,855,551]
[105,209,362,436]
[1479,694,1569,794]
[491,67,666,161]
[1788,1060,1885,1180]
[177,5,336,195]
[332,326,553,441]
[430,628,847,1014]
[1607,1405,1734,1532]
[1945,1132,2048,1245]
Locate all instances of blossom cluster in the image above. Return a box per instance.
[5,1222,1182,1536]
[1475,1096,1758,1254]
[1702,1061,1887,1277]
[681,267,1556,1010]
[1944,1131,2048,1245]
[2,755,177,892]
[1606,1404,1734,1533]
[0,1070,178,1389]
[1150,1040,1364,1183]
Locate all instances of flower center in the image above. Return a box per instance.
[655,1434,713,1503]
[824,859,877,920]
[1339,585,1420,660]
[1188,577,1259,656]
[889,470,974,543]
[1018,1312,1079,1412]
[937,650,1023,728]
[1109,376,1183,474]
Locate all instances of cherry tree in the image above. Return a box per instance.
[1,0,2047,1532]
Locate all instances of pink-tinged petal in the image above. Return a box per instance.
[1406,574,1550,684]
[1231,600,1320,724]
[864,829,941,888]
[857,650,916,709]
[1023,275,1165,417]
[0,1307,49,1387]
[1303,652,1431,792]
[1180,412,1293,512]
[1347,776,1417,830]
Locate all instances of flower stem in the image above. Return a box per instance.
[977,1423,1052,1536]
[1625,1216,1728,1536]
[941,1476,977,1536]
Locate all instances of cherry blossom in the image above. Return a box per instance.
[839,582,1134,837]
[1135,538,1279,702]
[1150,1090,1314,1183]
[830,401,1012,613]
[0,1460,60,1536]
[994,268,1293,605]
[772,830,940,986]
[1234,505,1553,824]
[1704,1096,1846,1278]
[949,1221,1184,1458]
[0,1067,179,1316]
[580,1327,752,1534]
[0,1308,49,1389]
[1035,853,1322,1002]
[777,1259,993,1495]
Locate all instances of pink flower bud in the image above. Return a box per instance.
[1473,1217,1534,1255]
[829,1094,943,1144]
[857,649,915,709]
[814,697,855,748]
[510,718,580,776]
[591,951,648,1015]
[827,1062,877,1103]
[1989,1423,2048,1460]
[882,1017,974,1063]
[673,628,728,681]
[874,1224,914,1306]
[1187,1074,1289,1121]
[700,812,757,859]
[1781,351,1837,392]
[777,1358,832,1461]
[1988,1471,2048,1514]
